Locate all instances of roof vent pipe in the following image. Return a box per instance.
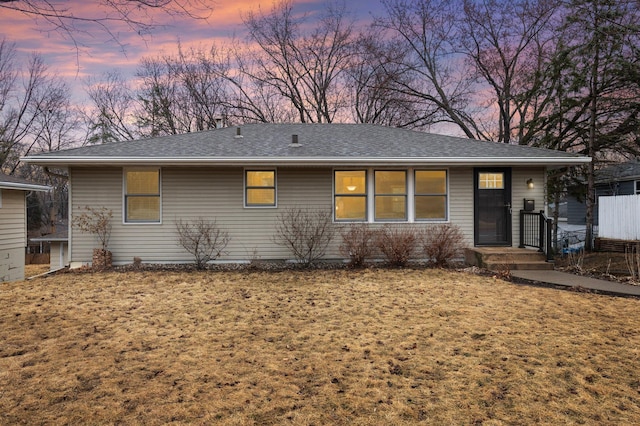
[235,126,243,139]
[290,134,301,147]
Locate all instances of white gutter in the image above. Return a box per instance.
[21,156,592,167]
[0,182,51,192]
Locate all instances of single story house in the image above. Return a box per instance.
[0,173,50,281]
[30,225,69,271]
[567,161,640,225]
[22,123,590,267]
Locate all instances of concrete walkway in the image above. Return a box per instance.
[511,270,640,297]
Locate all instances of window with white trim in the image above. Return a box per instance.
[333,168,449,222]
[375,170,407,220]
[124,169,160,223]
[415,170,447,220]
[334,170,367,220]
[245,170,276,207]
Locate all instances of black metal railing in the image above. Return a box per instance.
[519,210,553,261]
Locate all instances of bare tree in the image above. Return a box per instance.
[376,0,484,138]
[346,33,426,128]
[552,0,640,249]
[223,42,301,123]
[85,71,140,144]
[135,45,230,136]
[0,1,211,52]
[136,57,182,136]
[0,40,78,171]
[242,0,354,123]
[170,45,230,130]
[458,0,559,144]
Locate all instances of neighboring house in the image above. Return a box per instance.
[30,225,69,271]
[0,174,50,281]
[22,124,589,267]
[567,161,640,225]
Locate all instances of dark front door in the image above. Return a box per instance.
[474,168,512,246]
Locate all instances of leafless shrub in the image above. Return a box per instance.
[339,223,376,268]
[422,224,466,267]
[273,207,336,266]
[625,244,640,282]
[566,248,584,272]
[374,226,419,267]
[175,218,230,270]
[72,206,113,251]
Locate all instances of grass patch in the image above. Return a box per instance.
[24,264,51,277]
[1,269,640,424]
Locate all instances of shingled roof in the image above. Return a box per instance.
[595,162,640,183]
[22,123,589,167]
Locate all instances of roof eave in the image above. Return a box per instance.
[0,182,51,192]
[21,156,592,167]
[30,237,68,242]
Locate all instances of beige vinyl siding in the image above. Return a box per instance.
[448,168,474,247]
[69,166,545,265]
[511,167,546,247]
[70,167,335,264]
[69,168,123,264]
[0,189,26,250]
[0,189,27,281]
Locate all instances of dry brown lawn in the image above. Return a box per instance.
[1,268,640,425]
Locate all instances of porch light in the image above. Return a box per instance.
[527,178,534,189]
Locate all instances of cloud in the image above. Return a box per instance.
[1,0,382,104]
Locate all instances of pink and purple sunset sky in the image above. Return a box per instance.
[0,1,383,101]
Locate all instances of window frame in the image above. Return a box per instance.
[635,180,640,195]
[374,170,408,222]
[478,172,505,190]
[333,170,368,222]
[414,169,448,222]
[244,169,277,208]
[333,168,450,223]
[123,167,162,224]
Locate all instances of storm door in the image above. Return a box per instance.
[474,168,512,246]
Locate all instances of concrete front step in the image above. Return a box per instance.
[465,247,554,271]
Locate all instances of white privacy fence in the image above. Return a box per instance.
[598,194,640,240]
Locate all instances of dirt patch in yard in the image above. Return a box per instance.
[2,269,640,424]
[555,251,638,283]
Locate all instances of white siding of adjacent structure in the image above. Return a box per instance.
[69,166,545,266]
[598,194,640,240]
[0,189,26,281]
[50,242,68,270]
